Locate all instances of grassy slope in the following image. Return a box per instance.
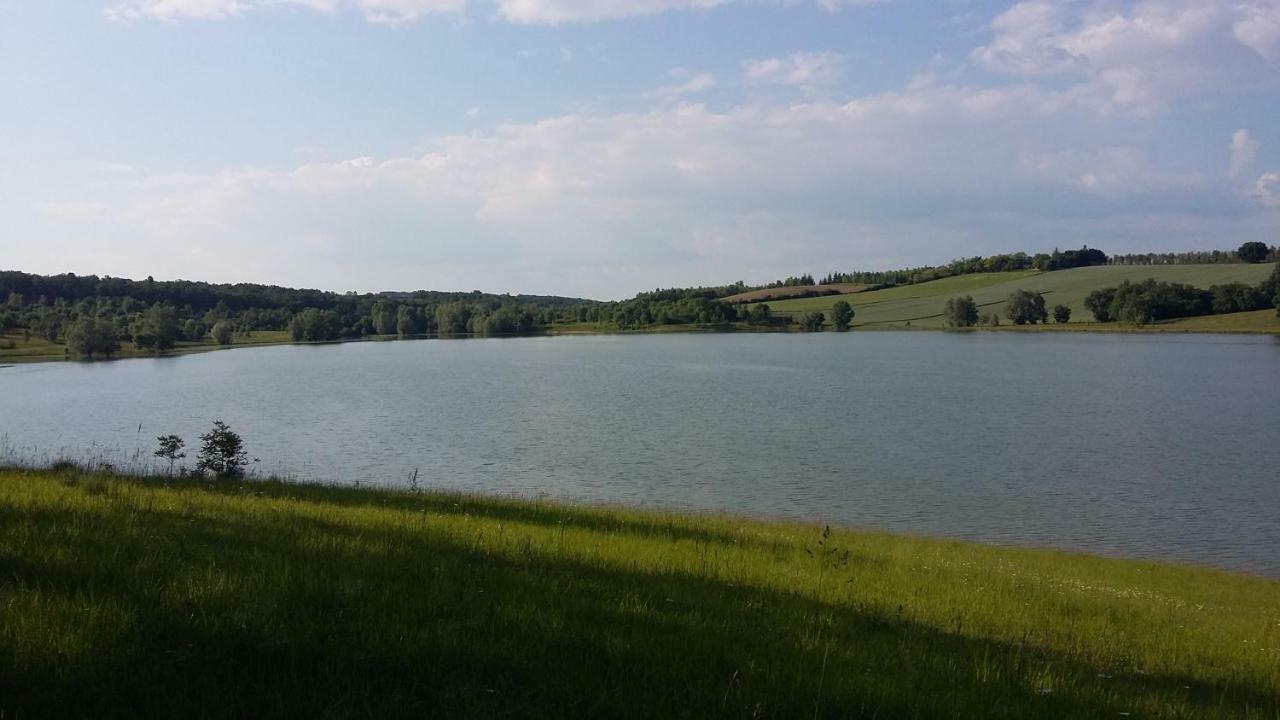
[1,468,1276,719]
[756,265,1277,328]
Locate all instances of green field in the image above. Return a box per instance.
[1,466,1276,719]
[754,265,1278,328]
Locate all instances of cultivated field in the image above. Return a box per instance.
[723,283,870,304]
[754,265,1278,328]
[1,466,1276,719]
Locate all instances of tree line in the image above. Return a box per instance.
[1107,243,1277,266]
[0,270,604,358]
[818,246,1109,287]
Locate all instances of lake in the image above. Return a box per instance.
[3,332,1278,576]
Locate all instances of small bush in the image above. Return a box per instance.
[196,421,248,479]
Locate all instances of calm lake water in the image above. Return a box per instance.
[3,332,1278,576]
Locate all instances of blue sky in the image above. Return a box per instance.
[2,0,1278,299]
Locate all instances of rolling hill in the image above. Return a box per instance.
[752,264,1277,328]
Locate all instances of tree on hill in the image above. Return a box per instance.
[943,296,978,327]
[831,301,854,331]
[1238,241,1270,264]
[1005,290,1047,325]
[1052,304,1071,323]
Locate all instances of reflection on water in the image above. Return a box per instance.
[2,332,1278,576]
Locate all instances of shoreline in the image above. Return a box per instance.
[4,318,1277,366]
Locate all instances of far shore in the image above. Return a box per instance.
[3,313,1278,366]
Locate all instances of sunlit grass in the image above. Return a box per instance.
[1,466,1276,718]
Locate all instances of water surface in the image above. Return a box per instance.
[3,332,1278,576]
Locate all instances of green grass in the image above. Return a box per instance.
[1,467,1276,719]
[754,265,1278,329]
[1157,309,1280,333]
[755,272,1042,315]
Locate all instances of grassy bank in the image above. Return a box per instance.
[1,467,1276,718]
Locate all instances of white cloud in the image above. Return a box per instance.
[744,52,846,87]
[1230,129,1260,179]
[1234,3,1280,59]
[646,71,716,100]
[38,73,1237,297]
[972,0,1280,113]
[1254,172,1280,207]
[1018,146,1203,197]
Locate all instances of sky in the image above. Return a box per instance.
[1,1,1278,299]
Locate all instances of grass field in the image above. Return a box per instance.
[1,466,1276,719]
[754,265,1278,329]
[0,330,300,364]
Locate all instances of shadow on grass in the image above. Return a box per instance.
[110,469,786,553]
[0,473,1274,720]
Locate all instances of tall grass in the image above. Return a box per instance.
[1,466,1277,718]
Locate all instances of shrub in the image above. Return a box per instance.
[1052,304,1071,323]
[944,296,978,327]
[1005,290,1047,325]
[211,321,233,346]
[798,312,826,331]
[831,301,854,331]
[154,435,186,473]
[196,421,248,479]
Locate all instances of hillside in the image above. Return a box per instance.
[754,264,1277,328]
[1,466,1277,718]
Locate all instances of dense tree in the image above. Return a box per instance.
[1084,288,1116,322]
[1211,283,1268,314]
[211,320,233,345]
[1052,304,1071,323]
[65,317,119,359]
[798,312,825,331]
[396,306,423,337]
[746,303,772,324]
[1108,248,1278,265]
[831,301,854,331]
[196,421,248,479]
[289,308,343,342]
[1005,290,1048,325]
[435,303,472,337]
[371,300,398,335]
[1108,280,1211,325]
[943,296,979,327]
[1238,241,1270,264]
[133,304,179,353]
